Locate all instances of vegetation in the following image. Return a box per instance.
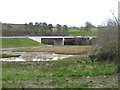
[1,20,118,88]
[2,23,68,36]
[89,19,118,62]
[2,22,98,36]
[84,21,95,31]
[68,30,97,36]
[12,46,92,55]
[1,38,45,48]
[2,57,117,88]
[68,27,98,36]
[53,27,98,36]
[0,54,20,58]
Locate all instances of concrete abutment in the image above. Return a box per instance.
[54,38,64,45]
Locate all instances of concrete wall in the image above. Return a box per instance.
[54,38,64,45]
[28,37,41,43]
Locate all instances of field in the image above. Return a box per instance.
[1,38,45,48]
[68,30,98,36]
[68,28,98,36]
[2,58,117,88]
[52,27,98,36]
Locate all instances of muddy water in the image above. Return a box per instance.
[0,51,76,61]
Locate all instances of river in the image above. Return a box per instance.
[0,50,78,61]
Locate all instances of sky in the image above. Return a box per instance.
[0,0,119,27]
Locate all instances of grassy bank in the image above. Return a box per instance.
[2,57,117,88]
[1,38,45,48]
[13,46,92,55]
[0,54,20,58]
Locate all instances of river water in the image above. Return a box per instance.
[0,51,75,61]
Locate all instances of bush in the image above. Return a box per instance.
[89,19,118,61]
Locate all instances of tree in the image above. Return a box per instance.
[89,18,118,61]
[62,25,68,34]
[29,22,33,25]
[84,21,94,31]
[56,24,62,33]
[48,24,53,32]
[43,22,47,26]
[41,22,52,35]
[35,22,39,26]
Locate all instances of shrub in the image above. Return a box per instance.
[89,19,118,61]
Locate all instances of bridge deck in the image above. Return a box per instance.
[0,36,96,39]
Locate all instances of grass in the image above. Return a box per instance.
[13,45,92,55]
[1,38,45,48]
[106,85,119,88]
[2,57,116,88]
[68,28,98,36]
[0,54,20,58]
[52,27,98,36]
[69,30,98,36]
[67,83,89,88]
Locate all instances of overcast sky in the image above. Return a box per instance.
[0,0,119,27]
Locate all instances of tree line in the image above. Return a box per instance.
[2,22,68,36]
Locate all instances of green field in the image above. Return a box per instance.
[52,27,98,36]
[68,30,97,36]
[68,28,98,36]
[1,38,45,48]
[2,57,117,88]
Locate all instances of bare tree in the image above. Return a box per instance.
[84,21,94,31]
[89,18,118,61]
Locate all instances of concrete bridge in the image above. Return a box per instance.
[1,36,96,45]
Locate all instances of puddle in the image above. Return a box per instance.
[0,51,73,61]
[0,58,25,61]
[0,57,65,61]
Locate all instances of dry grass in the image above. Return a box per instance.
[13,46,92,54]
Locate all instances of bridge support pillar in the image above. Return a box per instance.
[54,38,64,45]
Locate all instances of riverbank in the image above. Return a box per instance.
[0,46,91,61]
[1,38,45,48]
[12,45,92,55]
[1,45,118,88]
[2,57,118,88]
